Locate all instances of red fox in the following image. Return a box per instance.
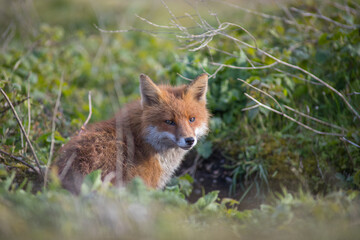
[56,73,209,193]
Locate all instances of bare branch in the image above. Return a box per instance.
[0,97,29,115]
[237,78,284,112]
[0,149,39,174]
[0,87,43,176]
[274,68,322,86]
[208,64,223,79]
[211,0,320,32]
[25,72,32,153]
[160,0,188,33]
[347,92,360,96]
[189,19,359,120]
[218,30,360,120]
[331,2,359,15]
[341,137,360,148]
[242,104,260,111]
[94,24,179,36]
[177,73,192,81]
[190,36,213,52]
[79,91,92,134]
[290,7,359,30]
[212,61,278,70]
[207,46,238,58]
[258,48,360,120]
[283,105,347,132]
[244,93,345,137]
[135,14,176,29]
[44,73,64,186]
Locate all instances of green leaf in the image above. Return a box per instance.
[194,190,219,210]
[80,170,102,195]
[196,140,213,159]
[354,170,360,188]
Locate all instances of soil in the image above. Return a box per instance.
[177,150,264,210]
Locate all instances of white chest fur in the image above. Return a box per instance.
[156,148,187,189]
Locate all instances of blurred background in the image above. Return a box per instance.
[0,0,360,239]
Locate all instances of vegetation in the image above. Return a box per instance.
[0,0,359,238]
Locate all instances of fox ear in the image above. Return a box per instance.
[187,73,208,103]
[139,74,162,106]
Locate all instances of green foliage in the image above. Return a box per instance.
[80,169,103,194]
[194,190,220,211]
[182,0,360,195]
[0,172,359,239]
[166,174,194,199]
[1,1,359,196]
[1,0,360,238]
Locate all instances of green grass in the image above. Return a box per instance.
[0,171,359,240]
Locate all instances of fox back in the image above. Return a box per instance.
[55,74,209,193]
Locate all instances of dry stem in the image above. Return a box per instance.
[44,73,64,185]
[79,91,92,134]
[0,87,43,176]
[0,149,39,174]
[244,93,344,137]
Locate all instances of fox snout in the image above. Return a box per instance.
[177,136,197,150]
[145,126,199,151]
[185,137,195,146]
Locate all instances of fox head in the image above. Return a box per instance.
[140,74,209,151]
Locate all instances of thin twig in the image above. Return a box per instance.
[211,0,320,32]
[44,73,64,186]
[311,141,325,180]
[58,153,76,180]
[135,14,176,29]
[274,68,322,85]
[0,149,39,174]
[0,97,29,115]
[331,2,359,15]
[212,61,278,70]
[177,73,193,81]
[207,46,238,58]
[347,92,360,96]
[21,73,32,154]
[283,105,346,132]
[160,0,187,32]
[244,93,345,137]
[341,137,360,148]
[25,72,32,153]
[0,88,43,176]
[237,78,284,112]
[290,7,359,30]
[208,65,223,79]
[79,91,92,134]
[181,153,202,176]
[94,24,179,36]
[12,41,39,71]
[242,104,260,111]
[218,30,360,120]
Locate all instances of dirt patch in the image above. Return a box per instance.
[177,151,264,210]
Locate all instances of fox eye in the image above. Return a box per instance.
[189,117,195,123]
[165,120,176,126]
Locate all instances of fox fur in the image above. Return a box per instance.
[55,73,209,193]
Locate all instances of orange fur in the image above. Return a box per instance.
[55,74,209,193]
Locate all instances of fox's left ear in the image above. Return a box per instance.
[187,73,208,103]
[139,74,162,107]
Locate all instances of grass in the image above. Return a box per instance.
[0,171,359,240]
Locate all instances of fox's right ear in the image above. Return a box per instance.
[139,74,162,107]
[187,73,208,103]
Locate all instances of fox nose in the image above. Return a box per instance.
[185,137,195,146]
